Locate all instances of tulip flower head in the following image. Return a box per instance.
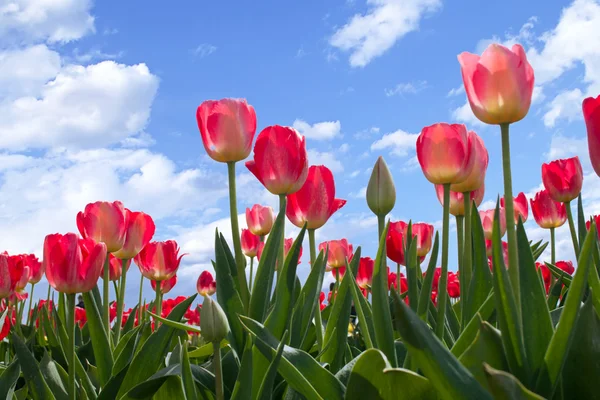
[245,204,275,236]
[102,254,130,281]
[366,156,396,216]
[152,274,177,294]
[356,257,374,290]
[458,43,534,125]
[501,192,529,224]
[0,254,11,299]
[200,295,230,343]
[245,125,308,195]
[386,221,408,266]
[77,201,128,253]
[530,189,567,229]
[196,98,257,163]
[435,184,485,216]
[541,157,583,203]
[197,271,216,296]
[582,95,600,177]
[8,255,30,298]
[450,131,489,193]
[134,240,185,281]
[319,239,353,270]
[410,223,435,257]
[241,229,261,258]
[586,215,600,240]
[479,208,507,240]
[112,209,156,260]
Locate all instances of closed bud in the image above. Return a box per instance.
[200,296,230,343]
[366,156,396,216]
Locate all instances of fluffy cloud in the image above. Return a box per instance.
[293,119,341,140]
[329,0,441,67]
[308,149,344,172]
[0,45,61,96]
[370,129,418,157]
[384,80,428,97]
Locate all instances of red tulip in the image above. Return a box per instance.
[388,267,407,292]
[450,131,488,193]
[196,98,257,163]
[185,305,200,326]
[447,272,460,298]
[485,239,508,258]
[152,274,177,294]
[555,261,575,275]
[386,221,407,265]
[241,229,260,258]
[8,255,30,297]
[77,201,128,253]
[257,238,302,267]
[435,184,485,216]
[197,271,216,296]
[410,223,434,257]
[319,292,326,311]
[356,257,374,290]
[501,192,528,224]
[112,210,155,260]
[75,307,87,328]
[479,208,507,240]
[44,233,107,294]
[0,254,11,298]
[245,125,308,195]
[582,95,600,177]
[416,123,473,185]
[530,189,567,229]
[586,215,600,239]
[458,43,534,125]
[541,157,583,203]
[286,165,346,230]
[134,240,185,281]
[319,239,353,270]
[245,204,275,236]
[102,254,130,281]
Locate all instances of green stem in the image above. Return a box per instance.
[462,193,473,320]
[435,183,451,339]
[500,123,520,311]
[115,259,128,344]
[550,227,556,265]
[67,293,76,400]
[396,263,401,294]
[565,201,580,259]
[278,194,287,270]
[308,228,324,351]
[26,283,34,325]
[248,257,254,293]
[113,281,119,303]
[377,215,385,241]
[335,268,340,303]
[456,214,464,328]
[103,253,110,338]
[213,341,224,400]
[46,284,51,304]
[154,280,162,329]
[227,162,250,310]
[138,274,144,323]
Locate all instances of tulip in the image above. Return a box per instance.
[530,190,567,229]
[24,255,43,285]
[102,254,129,281]
[410,223,434,257]
[583,95,600,177]
[134,240,185,282]
[388,268,408,292]
[245,125,308,195]
[479,208,507,240]
[416,123,473,185]
[319,292,326,311]
[586,215,600,240]
[256,238,302,268]
[555,261,574,275]
[435,184,485,216]
[386,221,407,266]
[8,255,30,299]
[197,271,217,296]
[356,257,374,290]
[201,295,230,399]
[241,229,260,258]
[318,239,353,270]
[447,272,460,299]
[458,43,534,125]
[76,201,128,253]
[450,131,488,193]
[286,165,346,230]
[112,210,156,260]
[0,254,11,299]
[245,204,275,236]
[152,274,177,294]
[366,156,396,218]
[542,157,583,203]
[501,192,529,224]
[196,98,257,163]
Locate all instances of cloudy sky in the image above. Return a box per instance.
[1,0,599,307]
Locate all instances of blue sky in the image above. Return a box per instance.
[1,0,599,307]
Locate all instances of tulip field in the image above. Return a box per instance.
[2,42,600,400]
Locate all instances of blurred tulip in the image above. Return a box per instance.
[555,261,575,275]
[530,189,567,229]
[388,267,408,292]
[245,125,308,195]
[152,274,177,294]
[134,240,185,281]
[44,233,107,294]
[245,204,275,236]
[112,210,155,260]
[501,192,529,224]
[23,255,43,285]
[435,184,485,216]
[197,271,216,296]
[77,201,128,253]
[447,272,460,298]
[479,208,507,240]
[319,292,326,311]
[410,223,434,257]
[541,157,583,203]
[366,156,396,216]
[102,254,130,281]
[417,123,473,185]
[586,215,600,239]
[458,43,534,125]
[241,229,261,258]
[356,257,374,290]
[319,239,353,270]
[386,221,407,266]
[0,254,11,298]
[582,95,600,177]
[256,238,302,267]
[196,98,257,163]
[450,131,488,193]
[8,255,30,297]
[286,165,346,230]
[75,307,87,328]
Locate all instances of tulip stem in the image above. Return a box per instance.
[113,281,119,303]
[213,341,224,400]
[462,194,473,326]
[102,253,110,339]
[377,215,385,241]
[227,162,250,311]
[248,257,254,293]
[396,263,401,294]
[500,123,520,311]
[308,228,324,351]
[455,215,464,327]
[550,227,556,265]
[26,283,34,325]
[115,259,128,344]
[154,280,162,328]
[138,274,144,322]
[565,201,580,259]
[435,183,450,340]
[67,293,76,400]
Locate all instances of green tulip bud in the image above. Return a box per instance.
[366,156,396,216]
[200,296,230,343]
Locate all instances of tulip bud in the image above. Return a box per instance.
[200,296,230,343]
[366,156,396,216]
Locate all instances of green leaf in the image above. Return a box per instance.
[417,232,439,321]
[546,277,563,311]
[39,352,69,400]
[188,340,228,359]
[405,237,419,312]
[345,266,374,349]
[240,316,345,400]
[516,220,554,378]
[112,327,140,376]
[83,291,114,386]
[465,208,493,324]
[346,348,438,400]
[451,294,495,357]
[535,223,596,397]
[147,311,202,334]
[371,222,397,367]
[0,360,20,400]
[391,291,491,400]
[97,362,128,400]
[577,194,587,246]
[121,364,181,399]
[180,339,198,400]
[483,364,544,400]
[121,305,139,338]
[257,331,288,400]
[11,332,56,400]
[117,295,197,398]
[545,262,572,287]
[230,341,253,400]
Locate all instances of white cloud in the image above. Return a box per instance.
[329,0,441,67]
[542,88,583,128]
[339,143,350,153]
[308,149,344,173]
[350,186,367,198]
[0,45,61,96]
[295,46,307,58]
[451,100,484,127]
[349,169,361,178]
[370,129,418,157]
[384,80,427,96]
[0,0,95,43]
[191,43,217,58]
[447,85,464,97]
[293,119,341,140]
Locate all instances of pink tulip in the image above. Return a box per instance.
[0,254,10,298]
[479,208,507,240]
[241,229,260,258]
[410,223,435,257]
[152,274,177,294]
[319,239,353,270]
[501,192,529,224]
[245,204,275,236]
[197,271,216,296]
[102,254,131,281]
[530,189,567,229]
[356,257,374,290]
[112,209,156,260]
[77,201,128,253]
[583,95,600,177]
[450,131,488,193]
[134,240,185,281]
[24,254,43,285]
